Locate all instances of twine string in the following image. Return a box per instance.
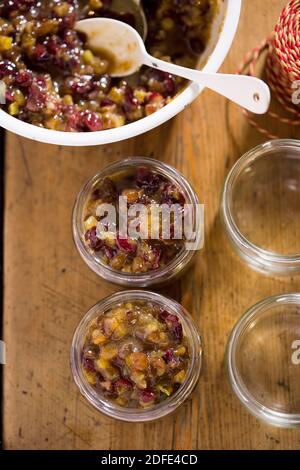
[238,0,300,138]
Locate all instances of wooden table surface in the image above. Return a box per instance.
[3,0,300,450]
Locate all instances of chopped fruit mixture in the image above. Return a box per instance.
[82,301,190,408]
[83,166,186,274]
[0,0,215,131]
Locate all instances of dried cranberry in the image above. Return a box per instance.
[113,378,133,390]
[70,75,94,95]
[34,44,49,62]
[139,390,156,403]
[83,357,95,373]
[160,313,183,341]
[162,349,175,363]
[5,88,14,102]
[161,182,186,206]
[136,168,161,193]
[47,37,60,55]
[101,245,116,259]
[146,69,176,96]
[117,235,137,255]
[159,310,169,322]
[85,227,102,251]
[81,111,103,132]
[65,106,82,131]
[162,313,177,325]
[59,11,77,31]
[123,87,138,112]
[162,349,180,368]
[26,78,47,112]
[100,97,114,107]
[163,73,176,95]
[0,60,16,78]
[35,76,46,88]
[16,71,33,87]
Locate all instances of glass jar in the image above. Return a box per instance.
[72,157,201,287]
[70,290,202,422]
[226,293,300,428]
[221,140,300,275]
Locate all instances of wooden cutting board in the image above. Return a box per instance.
[3,0,300,450]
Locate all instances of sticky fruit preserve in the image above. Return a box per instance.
[71,291,202,422]
[72,157,200,287]
[0,0,215,131]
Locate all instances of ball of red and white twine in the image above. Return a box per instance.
[238,0,300,139]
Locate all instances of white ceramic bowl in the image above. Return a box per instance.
[0,0,241,146]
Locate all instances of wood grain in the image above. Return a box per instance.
[3,0,300,450]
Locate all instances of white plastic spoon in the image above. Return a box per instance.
[76,18,271,114]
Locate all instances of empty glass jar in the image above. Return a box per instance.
[226,293,300,428]
[221,140,300,275]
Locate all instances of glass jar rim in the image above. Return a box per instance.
[72,156,200,286]
[226,292,300,428]
[221,140,300,274]
[70,290,202,422]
